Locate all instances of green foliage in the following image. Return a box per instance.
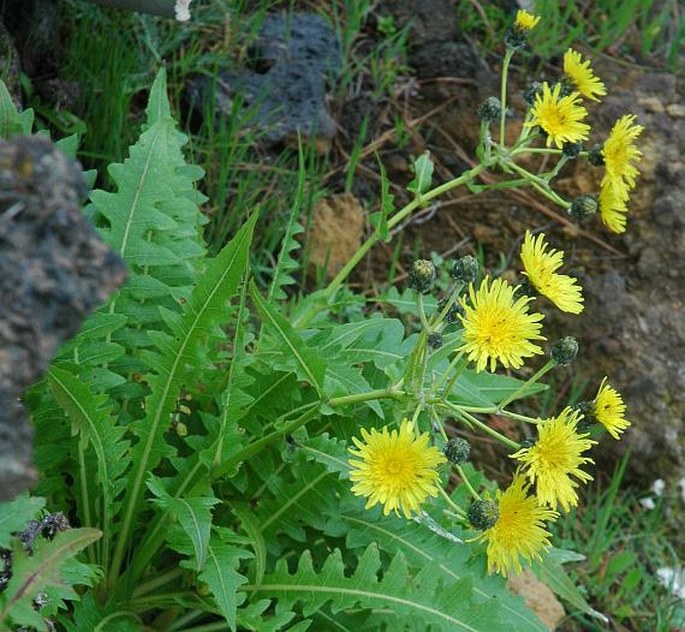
[250,545,504,631]
[551,456,685,631]
[0,527,101,629]
[407,151,435,199]
[10,32,614,630]
[0,81,34,137]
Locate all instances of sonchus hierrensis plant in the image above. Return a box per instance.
[1,9,640,632]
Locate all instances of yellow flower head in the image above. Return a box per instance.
[512,408,596,512]
[526,82,591,149]
[475,475,558,577]
[520,230,584,314]
[515,10,540,31]
[593,377,631,439]
[602,114,644,192]
[563,48,607,101]
[348,419,446,519]
[598,180,630,233]
[458,277,545,373]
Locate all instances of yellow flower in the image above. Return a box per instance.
[527,82,590,149]
[593,377,631,439]
[458,277,545,373]
[520,230,584,314]
[598,180,630,233]
[475,475,557,577]
[563,48,607,101]
[602,114,643,192]
[515,10,540,31]
[348,419,446,519]
[512,408,596,512]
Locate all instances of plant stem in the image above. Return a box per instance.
[442,402,521,450]
[498,358,557,410]
[132,568,185,599]
[438,486,467,518]
[499,48,514,150]
[456,464,482,501]
[506,161,571,208]
[417,293,431,332]
[294,163,487,328]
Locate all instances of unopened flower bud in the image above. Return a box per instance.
[563,141,583,158]
[569,195,598,221]
[428,332,443,349]
[444,437,471,465]
[467,499,499,531]
[477,97,502,122]
[550,336,579,366]
[408,259,436,294]
[587,143,605,166]
[451,256,479,284]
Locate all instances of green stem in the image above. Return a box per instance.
[129,591,197,610]
[513,147,563,155]
[430,407,448,441]
[456,464,482,501]
[500,410,546,424]
[132,568,184,599]
[294,163,487,328]
[499,48,515,150]
[417,293,431,332]
[498,358,557,410]
[77,438,95,565]
[442,402,521,450]
[438,486,467,518]
[506,161,571,208]
[430,283,464,329]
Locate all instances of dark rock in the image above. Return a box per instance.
[187,12,341,145]
[0,137,126,500]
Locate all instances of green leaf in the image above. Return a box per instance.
[0,495,45,548]
[267,146,306,302]
[232,503,267,585]
[47,366,129,550]
[0,80,33,137]
[87,67,207,380]
[407,151,434,198]
[147,476,219,571]
[198,531,251,631]
[115,211,257,577]
[251,281,326,396]
[0,528,101,628]
[533,549,609,624]
[368,153,393,242]
[333,505,547,632]
[64,593,140,632]
[448,370,547,408]
[249,545,503,631]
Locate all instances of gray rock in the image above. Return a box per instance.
[187,12,341,145]
[0,137,126,500]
